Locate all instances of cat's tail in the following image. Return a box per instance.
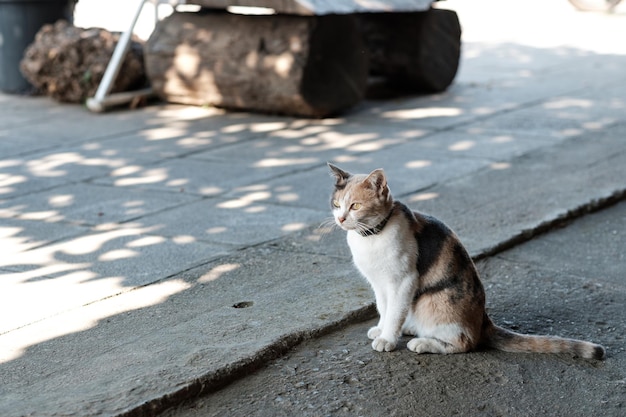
[481,319,605,360]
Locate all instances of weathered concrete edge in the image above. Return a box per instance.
[115,187,626,417]
[116,304,377,417]
[472,188,626,261]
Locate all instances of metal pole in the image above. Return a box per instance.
[86,0,149,112]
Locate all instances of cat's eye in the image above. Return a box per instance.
[350,203,362,210]
[332,200,341,208]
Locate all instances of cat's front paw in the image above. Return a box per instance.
[372,337,396,352]
[367,326,382,340]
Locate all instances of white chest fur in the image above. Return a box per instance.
[347,218,417,284]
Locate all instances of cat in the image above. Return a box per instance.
[326,163,605,359]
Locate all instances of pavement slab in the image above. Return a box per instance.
[128,197,326,247]
[0,247,372,417]
[189,120,430,167]
[494,201,625,289]
[466,83,626,140]
[220,125,556,212]
[222,143,490,212]
[0,226,229,335]
[0,146,133,199]
[0,216,89,256]
[95,155,316,198]
[0,182,200,226]
[408,124,626,258]
[401,127,553,161]
[0,101,286,159]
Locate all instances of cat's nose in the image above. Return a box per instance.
[338,216,346,223]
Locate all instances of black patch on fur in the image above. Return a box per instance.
[413,275,459,301]
[575,343,605,360]
[451,241,472,272]
[408,211,483,304]
[592,345,606,360]
[414,214,450,277]
[448,273,466,303]
[444,240,484,304]
[453,246,484,302]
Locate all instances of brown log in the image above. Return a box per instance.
[359,9,461,93]
[144,11,368,117]
[20,20,146,103]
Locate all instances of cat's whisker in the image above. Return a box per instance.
[318,217,337,229]
[317,217,339,236]
[355,221,371,234]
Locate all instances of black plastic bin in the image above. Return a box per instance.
[0,0,75,93]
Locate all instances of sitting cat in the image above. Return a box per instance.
[327,163,605,359]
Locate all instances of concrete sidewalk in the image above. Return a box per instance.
[1,1,625,416]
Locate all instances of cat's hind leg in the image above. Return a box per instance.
[407,337,462,354]
[407,323,472,354]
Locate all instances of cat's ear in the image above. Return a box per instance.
[328,163,351,188]
[365,168,387,191]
